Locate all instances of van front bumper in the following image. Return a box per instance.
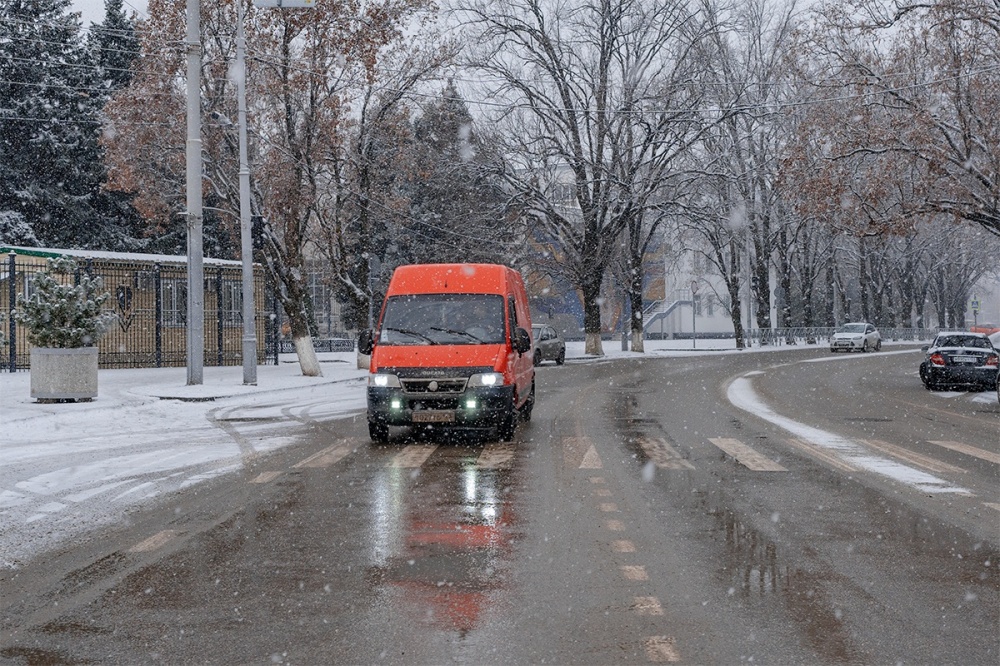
[367,385,516,429]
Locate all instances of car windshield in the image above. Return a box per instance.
[935,335,991,349]
[837,324,866,333]
[379,293,506,345]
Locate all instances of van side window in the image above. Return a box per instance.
[508,296,518,334]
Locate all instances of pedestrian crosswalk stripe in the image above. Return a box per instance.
[252,471,282,483]
[708,437,787,471]
[928,441,1000,465]
[865,439,965,474]
[606,519,625,531]
[600,503,619,512]
[639,437,694,469]
[391,444,438,468]
[476,443,515,469]
[293,444,353,469]
[784,438,857,472]
[129,530,179,553]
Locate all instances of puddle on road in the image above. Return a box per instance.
[365,440,521,636]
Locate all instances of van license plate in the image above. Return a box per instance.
[412,411,455,423]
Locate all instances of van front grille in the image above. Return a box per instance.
[400,378,468,394]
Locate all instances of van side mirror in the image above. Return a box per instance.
[358,329,374,355]
[513,327,531,354]
[920,345,928,353]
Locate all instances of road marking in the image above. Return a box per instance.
[785,438,858,473]
[600,503,619,512]
[985,503,1000,512]
[129,530,179,553]
[589,476,605,484]
[632,596,664,616]
[476,444,515,469]
[391,444,438,468]
[252,471,282,484]
[727,376,971,494]
[595,488,613,497]
[621,565,649,581]
[928,441,1000,466]
[639,438,695,469]
[612,540,635,553]
[606,519,625,531]
[293,444,353,469]
[580,445,603,469]
[865,440,965,474]
[708,438,787,472]
[644,636,681,662]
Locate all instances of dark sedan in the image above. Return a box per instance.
[919,331,999,391]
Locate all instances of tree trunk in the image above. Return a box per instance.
[582,276,604,357]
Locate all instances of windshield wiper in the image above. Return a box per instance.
[383,327,436,345]
[428,326,485,343]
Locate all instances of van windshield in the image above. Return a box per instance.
[379,293,506,346]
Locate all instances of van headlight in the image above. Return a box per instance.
[369,373,401,388]
[468,372,503,387]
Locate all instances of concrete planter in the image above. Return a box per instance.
[30,347,99,402]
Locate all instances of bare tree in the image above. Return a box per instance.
[457,0,716,355]
[802,0,1000,237]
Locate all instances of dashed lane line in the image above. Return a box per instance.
[708,437,787,472]
[612,540,636,553]
[621,565,649,581]
[632,596,664,616]
[928,441,1000,466]
[645,636,682,663]
[252,471,283,484]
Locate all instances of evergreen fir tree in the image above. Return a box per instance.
[401,81,518,266]
[0,0,144,252]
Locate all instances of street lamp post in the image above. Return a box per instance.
[236,0,256,385]
[185,0,204,385]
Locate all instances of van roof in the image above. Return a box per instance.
[387,264,512,296]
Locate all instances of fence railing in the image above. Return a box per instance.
[2,253,283,371]
[747,327,938,346]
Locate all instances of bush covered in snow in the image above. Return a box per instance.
[15,257,115,348]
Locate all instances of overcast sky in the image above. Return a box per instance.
[73,0,149,27]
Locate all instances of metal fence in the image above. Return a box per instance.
[748,327,938,346]
[2,252,283,371]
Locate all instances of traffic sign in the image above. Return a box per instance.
[971,298,981,312]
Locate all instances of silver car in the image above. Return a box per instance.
[531,324,566,366]
[830,322,881,353]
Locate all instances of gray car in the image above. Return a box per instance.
[531,324,566,366]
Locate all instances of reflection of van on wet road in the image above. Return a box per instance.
[359,264,535,442]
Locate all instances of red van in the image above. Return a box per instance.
[358,264,535,442]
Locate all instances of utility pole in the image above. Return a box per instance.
[236,0,256,385]
[185,0,204,385]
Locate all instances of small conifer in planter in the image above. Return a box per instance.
[15,257,115,401]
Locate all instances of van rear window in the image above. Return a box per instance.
[379,294,506,345]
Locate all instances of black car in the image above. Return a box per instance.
[531,324,566,366]
[919,331,999,391]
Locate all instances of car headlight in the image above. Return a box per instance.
[468,372,504,387]
[369,373,401,388]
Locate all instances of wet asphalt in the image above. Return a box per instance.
[1,346,997,664]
